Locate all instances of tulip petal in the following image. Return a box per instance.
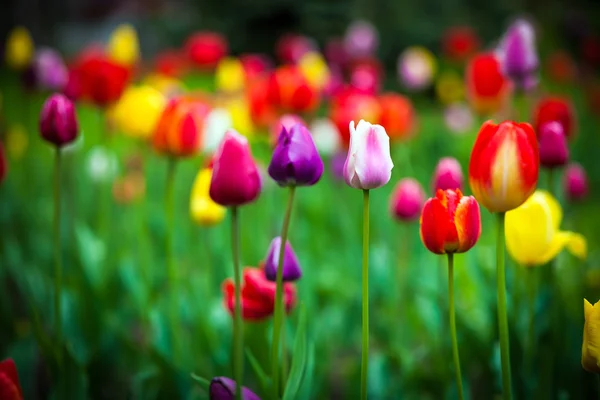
[420,196,448,254]
[566,232,587,260]
[350,121,393,189]
[586,303,600,367]
[455,195,481,253]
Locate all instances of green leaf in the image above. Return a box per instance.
[246,348,271,391]
[282,306,308,400]
[190,373,211,389]
[297,340,315,399]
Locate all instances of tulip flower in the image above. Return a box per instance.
[349,59,382,95]
[5,26,33,70]
[107,24,140,67]
[325,38,348,68]
[270,114,304,145]
[533,96,575,139]
[276,34,315,64]
[466,53,511,115]
[39,93,79,147]
[216,57,245,94]
[442,26,480,63]
[112,85,166,139]
[0,141,7,183]
[432,157,463,192]
[0,358,23,400]
[538,121,569,169]
[469,120,539,213]
[378,93,415,141]
[226,97,255,138]
[209,376,261,400]
[32,48,69,92]
[344,20,379,59]
[190,168,227,226]
[73,52,132,107]
[240,53,272,82]
[268,124,323,187]
[298,51,330,90]
[185,32,228,70]
[397,46,437,91]
[389,178,426,222]
[267,66,319,113]
[497,19,539,90]
[443,104,473,135]
[583,299,600,374]
[564,163,588,202]
[310,118,342,156]
[248,77,276,129]
[203,108,233,154]
[330,87,381,146]
[222,267,297,321]
[505,190,586,267]
[436,71,465,105]
[263,237,302,282]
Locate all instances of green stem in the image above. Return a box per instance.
[271,186,296,399]
[525,266,537,390]
[53,147,63,379]
[496,212,512,400]
[231,206,243,400]
[447,253,464,400]
[165,158,178,361]
[361,189,370,400]
[547,169,554,196]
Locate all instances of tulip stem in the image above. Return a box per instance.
[361,189,370,400]
[525,267,538,391]
[53,147,64,382]
[231,206,243,400]
[271,185,296,399]
[547,169,554,196]
[447,253,464,400]
[165,158,179,361]
[496,212,512,400]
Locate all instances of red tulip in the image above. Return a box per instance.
[533,96,576,139]
[248,77,277,129]
[348,58,383,95]
[377,93,415,141]
[0,359,23,400]
[330,87,381,146]
[240,53,272,82]
[185,32,228,70]
[442,26,480,62]
[222,266,297,321]
[466,53,511,115]
[39,93,79,147]
[267,66,319,113]
[73,52,131,107]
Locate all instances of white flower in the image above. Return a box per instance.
[310,118,341,156]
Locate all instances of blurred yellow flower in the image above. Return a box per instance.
[107,24,140,66]
[5,26,34,70]
[143,73,185,97]
[583,299,600,374]
[215,57,245,93]
[227,97,254,137]
[436,71,464,105]
[190,168,226,226]
[5,124,28,160]
[505,190,587,267]
[112,85,166,139]
[299,51,330,90]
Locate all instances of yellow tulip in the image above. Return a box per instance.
[215,57,245,93]
[583,299,600,373]
[107,24,140,66]
[190,168,226,226]
[436,71,464,105]
[112,85,166,139]
[298,51,330,90]
[5,124,28,160]
[5,26,34,70]
[227,97,254,137]
[505,190,587,267]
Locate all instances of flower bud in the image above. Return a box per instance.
[264,237,302,282]
[564,163,588,202]
[389,178,425,222]
[39,93,79,147]
[583,299,600,374]
[432,157,463,192]
[0,358,23,400]
[190,168,227,226]
[209,376,261,400]
[497,19,539,89]
[538,121,569,168]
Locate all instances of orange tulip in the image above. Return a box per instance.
[377,93,415,141]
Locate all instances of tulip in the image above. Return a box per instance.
[268,124,323,187]
[397,46,437,91]
[468,120,539,213]
[270,114,304,145]
[0,358,23,400]
[349,59,382,95]
[209,376,261,400]
[433,157,463,192]
[436,71,465,105]
[497,19,539,90]
[39,93,79,147]
[107,24,140,67]
[276,34,315,64]
[240,53,272,82]
[0,141,7,183]
[74,53,132,107]
[389,178,425,222]
[310,118,342,156]
[267,66,319,113]
[377,93,415,141]
[216,57,245,94]
[190,168,227,226]
[564,163,588,202]
[466,53,511,115]
[203,108,233,154]
[247,77,276,129]
[343,120,393,190]
[112,85,166,139]
[443,104,474,135]
[32,48,69,92]
[264,237,302,282]
[538,121,569,168]
[209,130,261,206]
[222,267,296,321]
[344,20,379,59]
[5,26,33,70]
[298,51,330,90]
[583,299,600,374]
[226,97,255,137]
[325,38,348,68]
[185,32,228,70]
[442,26,480,62]
[505,190,586,266]
[330,87,381,146]
[533,96,575,139]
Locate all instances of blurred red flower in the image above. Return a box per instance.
[466,52,511,115]
[185,32,228,70]
[442,26,480,62]
[330,86,381,146]
[248,77,277,129]
[276,34,315,64]
[267,66,319,114]
[0,359,23,400]
[533,96,576,139]
[378,93,415,141]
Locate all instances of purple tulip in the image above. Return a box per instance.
[268,124,324,187]
[389,178,426,222]
[432,157,463,192]
[264,236,302,282]
[33,48,69,92]
[39,93,79,147]
[209,377,261,400]
[344,20,378,58]
[497,19,538,89]
[539,121,569,168]
[564,163,588,202]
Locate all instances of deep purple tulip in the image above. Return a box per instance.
[539,121,569,168]
[389,178,425,222]
[264,236,302,282]
[564,162,588,202]
[209,376,261,400]
[268,124,324,187]
[39,93,79,147]
[33,48,69,92]
[497,19,539,89]
[432,157,463,192]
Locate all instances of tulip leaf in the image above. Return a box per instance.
[190,373,210,389]
[282,305,308,400]
[297,340,315,399]
[246,348,271,390]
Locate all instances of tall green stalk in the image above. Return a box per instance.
[231,206,243,400]
[53,148,63,378]
[447,253,464,400]
[164,158,178,360]
[496,212,512,399]
[525,267,537,388]
[271,186,296,398]
[361,189,370,400]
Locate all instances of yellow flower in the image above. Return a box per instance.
[107,24,140,66]
[436,71,464,105]
[583,299,600,373]
[227,97,254,137]
[5,124,28,160]
[215,57,245,93]
[299,51,330,90]
[112,85,166,139]
[5,26,34,70]
[505,190,587,267]
[190,168,226,226]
